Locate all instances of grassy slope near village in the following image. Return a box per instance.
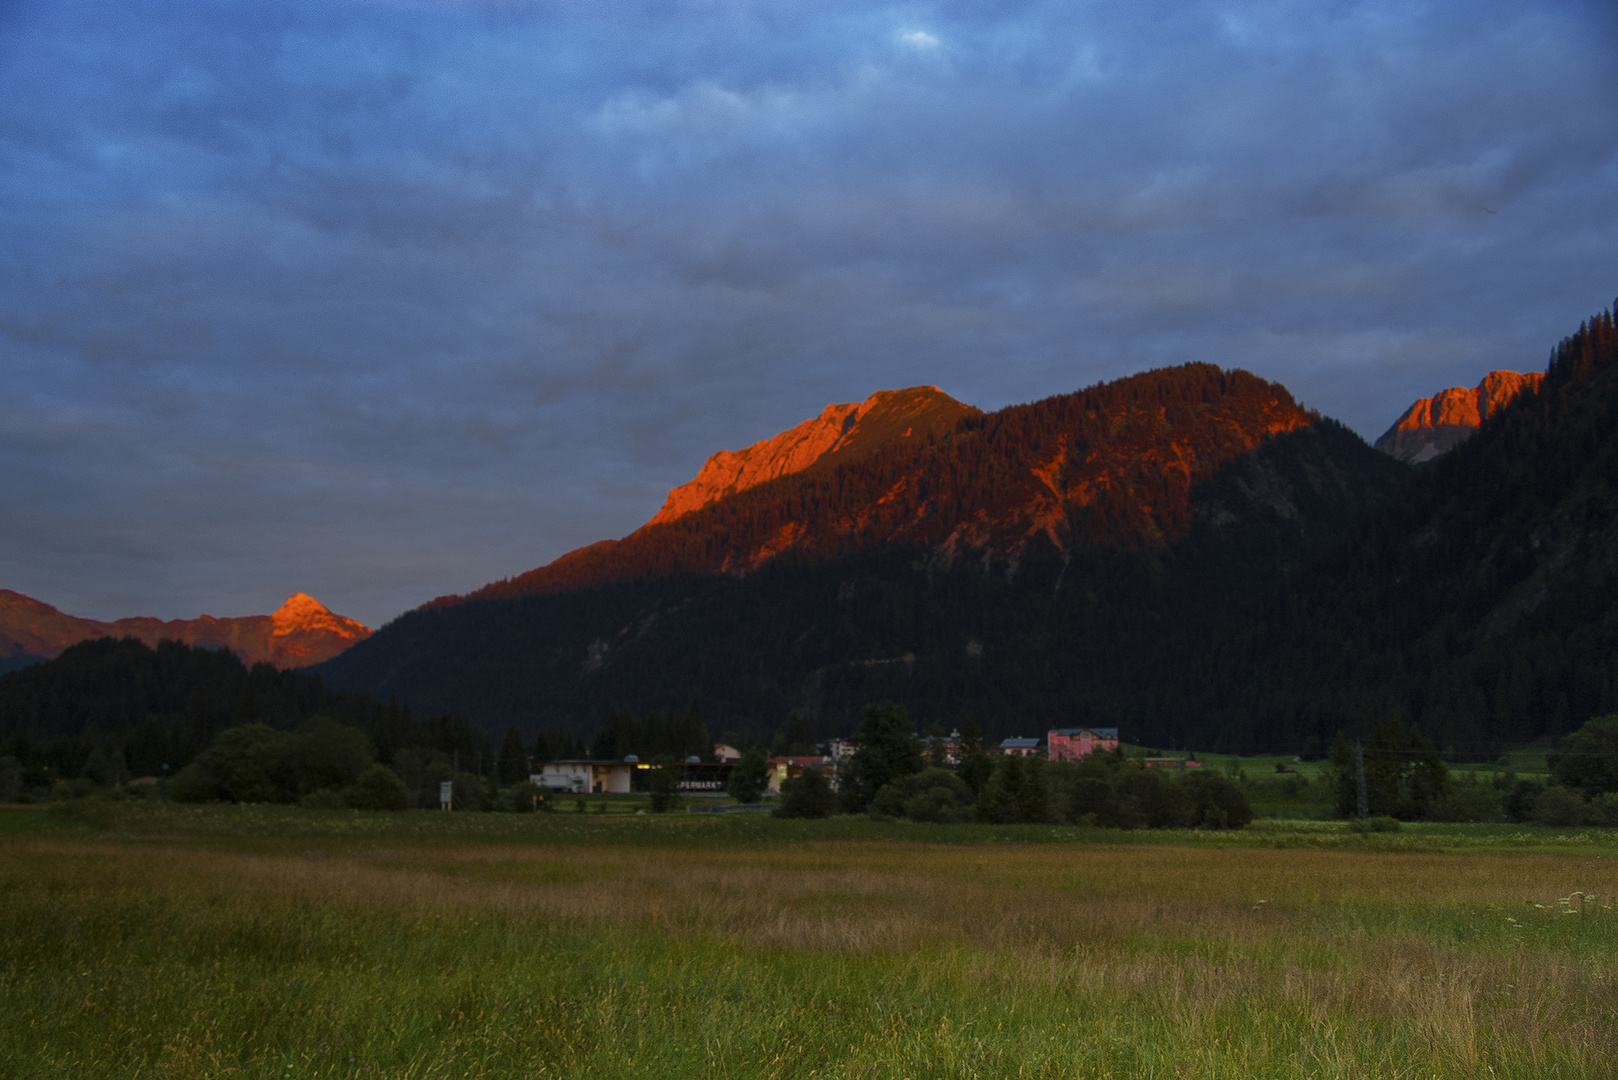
[3,804,1618,1080]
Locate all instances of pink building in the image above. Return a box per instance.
[1046,727,1120,763]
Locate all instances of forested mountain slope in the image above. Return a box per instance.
[321,366,1408,742]
[0,637,488,781]
[1141,304,1618,756]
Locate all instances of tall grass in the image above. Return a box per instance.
[2,807,1617,1077]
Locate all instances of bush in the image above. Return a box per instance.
[1587,792,1618,827]
[298,788,348,810]
[841,702,923,812]
[1065,777,1115,822]
[975,756,1048,824]
[1180,771,1254,829]
[283,717,374,798]
[170,724,290,803]
[648,759,683,813]
[1504,779,1545,822]
[775,767,837,819]
[1432,776,1504,822]
[510,781,549,813]
[1532,785,1585,827]
[344,764,411,811]
[726,748,771,805]
[1550,715,1618,799]
[1104,770,1196,830]
[871,768,973,822]
[1349,815,1401,834]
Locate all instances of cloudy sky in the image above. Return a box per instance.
[2,0,1615,629]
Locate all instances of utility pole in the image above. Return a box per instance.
[1355,739,1369,819]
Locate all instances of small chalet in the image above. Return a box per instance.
[998,737,1042,757]
[1046,727,1120,763]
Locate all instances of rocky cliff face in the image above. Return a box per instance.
[1375,370,1544,464]
[0,590,369,669]
[443,364,1332,605]
[649,386,977,525]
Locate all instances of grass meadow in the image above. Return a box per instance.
[3,805,1617,1079]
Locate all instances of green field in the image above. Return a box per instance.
[3,804,1617,1079]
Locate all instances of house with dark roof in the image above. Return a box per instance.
[998,737,1041,757]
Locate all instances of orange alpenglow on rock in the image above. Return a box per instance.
[649,386,978,525]
[1374,370,1545,465]
[0,589,370,669]
[265,592,373,667]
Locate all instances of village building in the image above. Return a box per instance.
[533,759,638,794]
[766,755,832,794]
[998,736,1042,757]
[1046,727,1120,763]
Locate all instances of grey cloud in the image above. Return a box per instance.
[1,0,1615,627]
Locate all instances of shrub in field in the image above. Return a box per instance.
[1105,769,1196,829]
[1327,722,1449,820]
[281,717,375,798]
[1433,775,1504,822]
[647,758,683,813]
[975,754,1048,823]
[841,702,923,812]
[1587,791,1618,827]
[1349,815,1401,833]
[1504,779,1545,822]
[775,767,836,818]
[0,756,21,802]
[1065,776,1115,821]
[345,764,410,811]
[1550,715,1618,799]
[170,724,291,803]
[726,748,770,804]
[509,781,550,813]
[1533,785,1586,827]
[871,768,972,822]
[1180,770,1254,829]
[168,718,378,804]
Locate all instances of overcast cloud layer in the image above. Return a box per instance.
[2,0,1615,628]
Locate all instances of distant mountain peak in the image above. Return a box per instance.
[1375,370,1544,464]
[0,590,369,669]
[649,386,977,525]
[272,591,332,627]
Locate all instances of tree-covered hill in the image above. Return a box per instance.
[0,637,490,782]
[1129,303,1618,756]
[320,386,1408,743]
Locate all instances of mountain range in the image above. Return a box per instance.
[320,363,1410,743]
[0,592,369,673]
[12,300,1615,758]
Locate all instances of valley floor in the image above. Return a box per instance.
[2,806,1616,1079]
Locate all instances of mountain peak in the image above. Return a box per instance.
[0,590,369,669]
[1375,370,1544,464]
[272,592,332,625]
[649,386,978,525]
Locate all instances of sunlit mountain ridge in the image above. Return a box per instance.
[0,591,369,671]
